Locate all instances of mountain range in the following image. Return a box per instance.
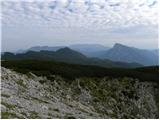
[16,46,65,53]
[100,43,158,66]
[16,44,109,56]
[13,43,158,66]
[2,47,142,68]
[69,44,110,56]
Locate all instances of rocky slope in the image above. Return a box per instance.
[1,67,159,119]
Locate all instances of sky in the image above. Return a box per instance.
[1,0,159,52]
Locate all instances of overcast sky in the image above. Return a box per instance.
[1,0,159,52]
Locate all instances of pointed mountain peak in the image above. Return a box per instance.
[56,47,87,59]
[56,47,83,55]
[113,43,126,48]
[113,43,138,50]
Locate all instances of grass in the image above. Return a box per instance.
[48,112,52,117]
[1,101,16,109]
[29,111,39,119]
[1,112,21,119]
[1,93,10,98]
[16,79,27,88]
[64,115,76,119]
[78,107,90,114]
[49,108,60,112]
[31,96,49,104]
[21,112,27,117]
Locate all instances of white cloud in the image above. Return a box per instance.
[1,0,158,29]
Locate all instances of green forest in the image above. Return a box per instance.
[1,60,158,83]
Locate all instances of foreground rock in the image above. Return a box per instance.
[1,67,159,119]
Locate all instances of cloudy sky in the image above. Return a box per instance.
[1,0,159,52]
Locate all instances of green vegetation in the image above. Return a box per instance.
[74,77,158,118]
[21,112,27,117]
[1,63,158,119]
[49,107,60,112]
[1,60,158,83]
[64,115,76,119]
[29,111,39,119]
[31,96,49,104]
[2,49,142,68]
[1,101,16,109]
[1,112,20,119]
[1,93,10,98]
[16,79,27,88]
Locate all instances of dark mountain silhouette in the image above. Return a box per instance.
[16,44,109,56]
[2,47,142,68]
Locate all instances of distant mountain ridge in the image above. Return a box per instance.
[69,44,110,56]
[16,44,110,56]
[101,43,159,66]
[14,43,158,66]
[16,46,65,53]
[29,46,65,52]
[151,49,159,56]
[2,47,142,68]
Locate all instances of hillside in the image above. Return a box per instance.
[1,67,158,119]
[1,60,158,82]
[151,49,159,56]
[101,43,158,66]
[1,48,142,68]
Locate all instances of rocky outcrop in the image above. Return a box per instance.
[1,67,159,119]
